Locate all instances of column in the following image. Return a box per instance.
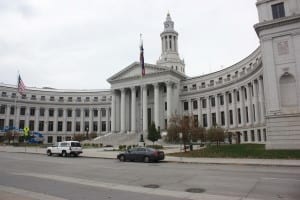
[232,90,237,128]
[72,108,76,133]
[224,92,229,129]
[216,94,220,126]
[171,36,175,51]
[207,96,211,128]
[34,107,39,132]
[25,106,29,127]
[188,98,192,115]
[4,105,9,127]
[258,77,265,124]
[197,98,202,127]
[142,85,148,132]
[53,108,58,132]
[131,87,136,133]
[63,108,67,133]
[44,108,49,134]
[166,82,172,124]
[239,87,245,126]
[80,108,84,133]
[15,106,20,129]
[106,107,109,133]
[111,90,116,133]
[153,83,160,129]
[253,80,260,124]
[120,88,126,133]
[246,84,253,125]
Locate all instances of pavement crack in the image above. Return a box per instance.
[243,178,260,199]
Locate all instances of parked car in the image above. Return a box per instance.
[46,141,83,157]
[117,147,164,163]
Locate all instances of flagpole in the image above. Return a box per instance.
[139,34,143,146]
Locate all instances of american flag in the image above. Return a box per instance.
[140,39,145,76]
[18,75,26,95]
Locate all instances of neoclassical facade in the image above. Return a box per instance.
[1,0,300,149]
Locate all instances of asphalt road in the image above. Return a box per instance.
[0,152,300,200]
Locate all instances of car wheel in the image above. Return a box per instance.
[62,151,67,157]
[144,156,150,163]
[74,153,78,157]
[47,150,52,156]
[119,155,125,162]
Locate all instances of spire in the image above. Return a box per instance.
[166,12,172,21]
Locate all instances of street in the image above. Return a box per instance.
[0,152,300,200]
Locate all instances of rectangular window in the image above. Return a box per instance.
[211,97,215,107]
[165,102,167,111]
[221,111,225,126]
[238,108,241,124]
[244,131,248,142]
[57,136,62,142]
[251,130,255,142]
[101,109,106,117]
[19,120,25,129]
[30,108,35,116]
[93,109,98,117]
[67,121,72,131]
[40,108,45,116]
[67,109,72,117]
[58,109,63,117]
[236,91,240,102]
[29,120,34,131]
[202,114,207,127]
[219,95,224,105]
[76,109,81,117]
[39,121,44,131]
[47,136,53,144]
[101,121,106,132]
[272,2,285,19]
[0,119,4,129]
[211,113,216,126]
[93,121,98,132]
[202,99,207,108]
[68,97,73,102]
[193,115,198,127]
[245,106,249,123]
[193,100,198,110]
[253,104,256,122]
[258,129,261,142]
[9,119,13,127]
[20,107,26,115]
[229,110,233,125]
[48,121,53,131]
[57,121,63,131]
[228,93,232,104]
[244,87,247,100]
[183,101,188,111]
[76,122,80,132]
[49,109,54,117]
[10,106,15,115]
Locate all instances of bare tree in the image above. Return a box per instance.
[207,126,225,146]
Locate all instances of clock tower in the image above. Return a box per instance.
[157,13,185,74]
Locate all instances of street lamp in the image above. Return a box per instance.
[85,127,89,140]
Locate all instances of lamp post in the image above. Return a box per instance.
[85,127,89,140]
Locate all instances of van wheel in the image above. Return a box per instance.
[47,150,52,156]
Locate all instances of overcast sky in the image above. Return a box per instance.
[0,0,259,90]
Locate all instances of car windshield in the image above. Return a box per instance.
[71,142,81,147]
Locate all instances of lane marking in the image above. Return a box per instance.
[0,185,68,200]
[13,172,262,200]
[262,177,300,182]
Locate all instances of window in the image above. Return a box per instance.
[183,86,188,91]
[39,121,44,131]
[59,97,64,102]
[41,96,46,101]
[77,97,81,102]
[201,82,205,88]
[20,107,26,115]
[101,109,106,117]
[67,121,72,131]
[102,121,106,132]
[229,110,233,125]
[49,109,54,117]
[19,120,25,129]
[165,102,167,111]
[30,108,35,116]
[211,113,216,126]
[50,96,55,101]
[245,106,249,123]
[58,109,63,117]
[244,131,248,142]
[202,99,207,108]
[1,92,7,97]
[11,93,16,98]
[238,108,241,124]
[48,121,53,131]
[202,114,207,127]
[244,87,247,100]
[251,130,255,142]
[0,119,4,129]
[93,121,97,132]
[29,120,34,130]
[193,100,198,110]
[31,95,36,100]
[47,136,53,144]
[228,93,232,104]
[9,120,13,127]
[76,122,80,132]
[85,97,90,102]
[211,97,215,107]
[10,106,15,115]
[219,95,224,105]
[57,121,63,131]
[221,111,225,126]
[76,109,81,117]
[93,109,98,117]
[93,97,98,102]
[57,136,62,142]
[193,115,198,127]
[253,104,256,122]
[183,101,188,111]
[272,2,285,19]
[67,109,72,117]
[0,105,6,114]
[236,91,240,102]
[68,97,73,102]
[40,108,45,116]
[258,129,261,142]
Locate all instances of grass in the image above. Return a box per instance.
[168,144,300,159]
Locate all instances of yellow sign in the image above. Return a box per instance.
[24,127,30,136]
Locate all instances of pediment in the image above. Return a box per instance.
[107,62,169,82]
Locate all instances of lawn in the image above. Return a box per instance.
[168,144,300,159]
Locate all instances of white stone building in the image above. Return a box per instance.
[0,0,299,149]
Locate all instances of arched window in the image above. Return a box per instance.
[280,73,297,106]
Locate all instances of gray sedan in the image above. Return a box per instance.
[117,147,165,163]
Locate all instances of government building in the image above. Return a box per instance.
[1,0,300,149]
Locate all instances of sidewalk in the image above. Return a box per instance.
[1,146,300,167]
